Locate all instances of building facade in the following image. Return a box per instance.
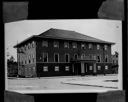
[14,28,115,77]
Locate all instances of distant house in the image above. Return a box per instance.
[14,28,115,77]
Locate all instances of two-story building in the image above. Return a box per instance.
[14,28,115,77]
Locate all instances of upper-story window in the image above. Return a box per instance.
[81,54,85,59]
[97,55,101,62]
[54,41,59,48]
[65,53,70,62]
[54,53,59,62]
[64,42,69,48]
[89,43,93,49]
[105,55,108,62]
[74,54,78,60]
[104,45,108,50]
[42,40,48,47]
[28,43,31,49]
[42,53,48,62]
[97,44,100,50]
[81,43,86,49]
[32,41,35,48]
[72,42,77,48]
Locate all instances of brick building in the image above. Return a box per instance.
[14,28,115,77]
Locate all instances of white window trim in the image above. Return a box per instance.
[65,66,70,71]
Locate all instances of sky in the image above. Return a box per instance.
[5,19,122,61]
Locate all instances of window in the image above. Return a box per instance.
[42,53,48,62]
[42,40,48,47]
[81,43,85,49]
[72,42,77,48]
[89,43,93,49]
[55,66,59,71]
[64,42,69,48]
[93,55,96,60]
[65,54,70,62]
[65,66,69,71]
[74,54,78,60]
[54,53,59,62]
[28,43,31,49]
[32,41,35,48]
[105,55,108,62]
[89,66,93,70]
[98,66,101,70]
[81,54,85,59]
[54,41,59,48]
[43,66,48,72]
[97,55,101,62]
[104,45,108,50]
[105,65,108,70]
[97,44,100,50]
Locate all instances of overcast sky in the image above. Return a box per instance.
[5,19,122,61]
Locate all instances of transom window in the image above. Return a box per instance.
[42,53,48,62]
[97,44,100,50]
[42,40,48,47]
[64,42,69,48]
[43,66,48,72]
[54,53,59,62]
[72,42,77,48]
[81,43,85,49]
[55,66,59,71]
[54,41,59,48]
[65,54,70,62]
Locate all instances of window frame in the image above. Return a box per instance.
[97,44,100,50]
[54,53,59,62]
[42,53,48,62]
[42,40,48,47]
[55,66,59,71]
[72,42,77,48]
[65,53,70,62]
[43,66,48,72]
[54,41,59,48]
[64,42,69,48]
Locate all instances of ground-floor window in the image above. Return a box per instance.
[105,65,108,70]
[65,66,69,71]
[55,66,59,71]
[89,66,93,70]
[97,66,101,70]
[43,66,48,72]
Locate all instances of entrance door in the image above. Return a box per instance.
[84,63,89,75]
[74,63,81,75]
